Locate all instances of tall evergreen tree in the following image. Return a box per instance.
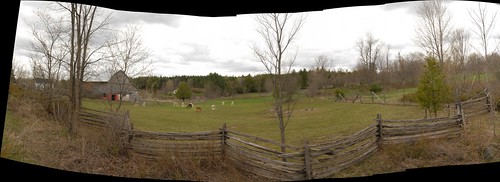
[175,82,192,101]
[417,56,451,118]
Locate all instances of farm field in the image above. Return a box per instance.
[82,91,449,146]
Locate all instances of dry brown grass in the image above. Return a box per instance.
[2,95,265,181]
[331,113,500,178]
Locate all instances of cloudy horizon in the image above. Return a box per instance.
[13,1,500,80]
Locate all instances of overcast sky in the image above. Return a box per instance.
[13,1,500,79]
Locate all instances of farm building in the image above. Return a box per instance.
[83,70,141,102]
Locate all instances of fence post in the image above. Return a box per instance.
[459,101,467,130]
[221,123,227,157]
[485,89,492,112]
[304,140,312,180]
[485,89,496,136]
[376,114,383,146]
[125,110,133,143]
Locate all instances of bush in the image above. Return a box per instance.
[400,92,418,103]
[334,88,346,99]
[370,84,382,93]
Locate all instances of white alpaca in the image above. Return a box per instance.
[222,101,225,105]
[231,101,234,106]
[211,104,216,111]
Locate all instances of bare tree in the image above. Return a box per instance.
[104,24,153,112]
[314,55,332,93]
[450,28,470,84]
[251,13,306,157]
[469,2,498,86]
[26,9,68,113]
[58,2,112,135]
[415,0,452,65]
[307,70,320,98]
[11,58,30,80]
[356,32,383,85]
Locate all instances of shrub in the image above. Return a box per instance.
[400,92,418,103]
[370,84,382,93]
[334,88,346,99]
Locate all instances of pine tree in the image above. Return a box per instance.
[417,56,451,118]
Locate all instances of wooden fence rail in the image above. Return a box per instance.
[74,89,492,180]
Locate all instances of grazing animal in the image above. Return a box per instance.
[186,103,193,108]
[196,107,202,112]
[211,104,216,111]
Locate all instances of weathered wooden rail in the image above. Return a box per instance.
[75,89,493,180]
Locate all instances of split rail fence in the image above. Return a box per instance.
[76,89,493,180]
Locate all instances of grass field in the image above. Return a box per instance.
[82,90,453,146]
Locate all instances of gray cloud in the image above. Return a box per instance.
[178,43,215,65]
[14,36,32,58]
[110,11,182,28]
[381,1,422,15]
[215,59,261,76]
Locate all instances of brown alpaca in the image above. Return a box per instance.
[196,107,202,112]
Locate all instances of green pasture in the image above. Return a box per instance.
[81,91,450,146]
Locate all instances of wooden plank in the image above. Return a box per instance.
[309,127,377,153]
[226,134,285,155]
[383,131,461,145]
[462,96,487,105]
[464,109,490,118]
[312,140,377,170]
[226,150,304,177]
[464,107,490,115]
[132,137,221,145]
[225,140,302,162]
[225,129,301,150]
[382,124,458,137]
[382,116,457,123]
[311,138,377,166]
[131,148,222,156]
[79,115,106,122]
[133,134,222,141]
[226,140,279,158]
[227,155,304,181]
[382,123,458,133]
[77,121,107,129]
[381,118,458,128]
[131,146,221,154]
[383,128,461,143]
[133,130,221,137]
[310,124,377,148]
[81,107,112,114]
[79,112,107,119]
[309,133,377,157]
[313,145,378,179]
[131,141,221,151]
[133,151,221,160]
[132,147,222,157]
[78,119,107,127]
[310,135,377,158]
[133,136,222,141]
[462,101,488,109]
[225,143,305,170]
[226,150,305,178]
